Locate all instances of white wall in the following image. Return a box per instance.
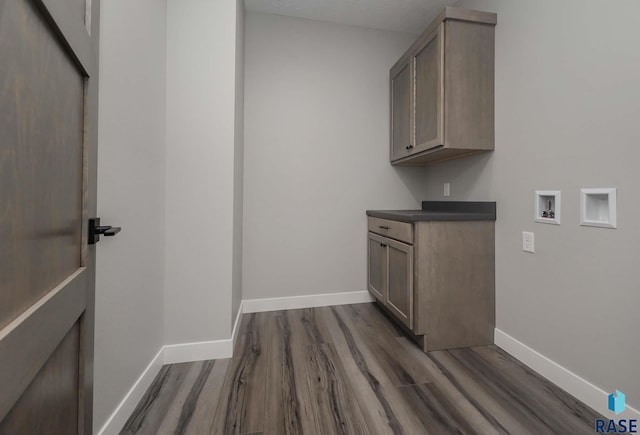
[419,0,640,409]
[95,0,167,430]
[243,12,425,300]
[165,0,243,343]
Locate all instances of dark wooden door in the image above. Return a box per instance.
[0,0,100,433]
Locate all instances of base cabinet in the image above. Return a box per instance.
[367,216,495,351]
[367,232,413,329]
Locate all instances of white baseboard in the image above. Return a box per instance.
[495,328,640,419]
[97,295,377,434]
[163,338,232,365]
[243,290,374,313]
[163,301,244,364]
[97,347,164,435]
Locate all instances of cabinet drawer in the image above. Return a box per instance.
[368,217,413,244]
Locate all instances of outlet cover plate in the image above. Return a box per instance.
[522,231,535,253]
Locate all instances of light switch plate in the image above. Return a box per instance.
[522,231,535,253]
[444,183,450,197]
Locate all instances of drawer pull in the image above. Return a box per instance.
[378,225,390,230]
[380,243,387,247]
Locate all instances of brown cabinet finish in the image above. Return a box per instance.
[386,239,413,329]
[413,24,444,154]
[367,216,413,244]
[390,58,412,161]
[367,232,387,302]
[366,225,414,330]
[367,217,494,351]
[389,7,497,166]
[413,221,495,350]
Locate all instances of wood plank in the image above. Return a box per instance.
[430,350,555,434]
[182,359,229,434]
[121,363,194,435]
[397,383,484,435]
[448,347,600,433]
[155,360,213,434]
[302,343,369,434]
[358,302,407,338]
[263,311,314,435]
[319,306,427,434]
[394,337,505,434]
[210,313,269,434]
[287,308,332,347]
[337,304,431,387]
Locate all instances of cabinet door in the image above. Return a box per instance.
[386,239,413,329]
[413,23,444,153]
[390,58,412,161]
[367,232,387,302]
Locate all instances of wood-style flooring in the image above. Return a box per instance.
[121,303,603,435]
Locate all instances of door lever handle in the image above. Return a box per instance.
[88,217,122,245]
[96,225,122,237]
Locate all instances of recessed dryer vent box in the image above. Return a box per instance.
[535,191,561,225]
[581,188,617,228]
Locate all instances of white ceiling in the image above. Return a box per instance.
[244,0,460,35]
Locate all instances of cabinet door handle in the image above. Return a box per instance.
[380,243,387,247]
[405,144,414,150]
[378,225,390,230]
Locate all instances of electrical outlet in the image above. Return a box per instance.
[522,231,535,253]
[444,183,450,197]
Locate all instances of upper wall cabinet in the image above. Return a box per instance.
[390,7,497,165]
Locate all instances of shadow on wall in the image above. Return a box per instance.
[394,152,494,201]
[390,165,430,204]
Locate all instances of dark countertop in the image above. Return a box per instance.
[367,201,496,222]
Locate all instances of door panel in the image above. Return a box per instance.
[387,239,413,329]
[0,0,99,433]
[0,0,85,331]
[367,232,387,302]
[390,60,412,161]
[413,24,444,153]
[0,321,81,435]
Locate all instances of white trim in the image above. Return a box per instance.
[534,190,561,225]
[231,300,244,350]
[97,347,164,435]
[163,338,232,365]
[580,188,617,229]
[98,295,376,433]
[242,290,374,313]
[495,328,640,419]
[163,301,243,365]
